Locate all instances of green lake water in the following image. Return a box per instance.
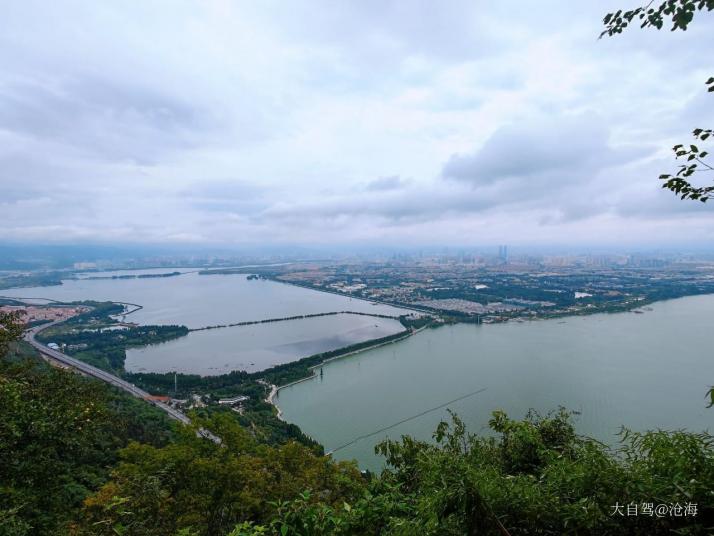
[277,294,714,471]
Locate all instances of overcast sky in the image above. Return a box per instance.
[1,0,713,247]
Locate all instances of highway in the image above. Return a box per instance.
[25,321,220,443]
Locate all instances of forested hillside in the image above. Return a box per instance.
[2,311,714,535]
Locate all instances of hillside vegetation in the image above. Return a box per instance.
[2,313,714,535]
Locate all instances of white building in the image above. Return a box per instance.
[218,395,249,405]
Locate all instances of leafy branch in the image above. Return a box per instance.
[602,4,713,202]
[659,79,714,201]
[600,0,714,36]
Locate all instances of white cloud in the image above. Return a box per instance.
[0,0,712,245]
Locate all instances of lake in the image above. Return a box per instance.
[2,269,412,373]
[125,313,404,374]
[2,269,409,328]
[276,294,714,471]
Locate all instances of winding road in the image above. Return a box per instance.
[25,321,220,444]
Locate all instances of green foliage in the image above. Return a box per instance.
[225,522,268,536]
[0,363,112,534]
[601,0,713,36]
[38,320,189,374]
[234,404,324,452]
[0,271,64,290]
[375,410,713,535]
[83,272,181,280]
[0,311,24,358]
[254,411,714,535]
[0,313,175,535]
[127,369,251,397]
[225,482,416,536]
[659,119,714,202]
[65,301,127,325]
[397,314,434,330]
[6,340,45,364]
[0,356,174,535]
[123,373,321,450]
[75,414,365,536]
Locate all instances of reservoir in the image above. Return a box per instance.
[125,313,405,374]
[277,294,714,471]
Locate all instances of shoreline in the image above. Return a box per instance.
[263,292,714,425]
[265,383,283,419]
[113,301,143,321]
[265,276,430,317]
[264,275,714,327]
[190,310,401,332]
[267,324,431,420]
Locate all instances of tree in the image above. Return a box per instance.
[0,312,175,535]
[76,413,365,536]
[601,1,714,201]
[231,410,714,535]
[0,311,23,359]
[0,359,116,534]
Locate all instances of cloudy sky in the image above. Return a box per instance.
[1,0,713,247]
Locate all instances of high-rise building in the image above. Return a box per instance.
[498,245,508,263]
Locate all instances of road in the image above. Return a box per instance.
[25,321,220,443]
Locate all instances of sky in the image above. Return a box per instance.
[1,0,713,248]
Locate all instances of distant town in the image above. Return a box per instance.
[4,247,714,325]
[0,304,89,324]
[197,248,714,323]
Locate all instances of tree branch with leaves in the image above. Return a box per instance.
[601,1,713,201]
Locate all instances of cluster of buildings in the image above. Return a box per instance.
[0,305,88,324]
[413,298,522,315]
[251,254,714,323]
[144,393,250,414]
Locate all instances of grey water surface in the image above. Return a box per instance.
[125,313,405,374]
[2,269,410,328]
[4,269,412,374]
